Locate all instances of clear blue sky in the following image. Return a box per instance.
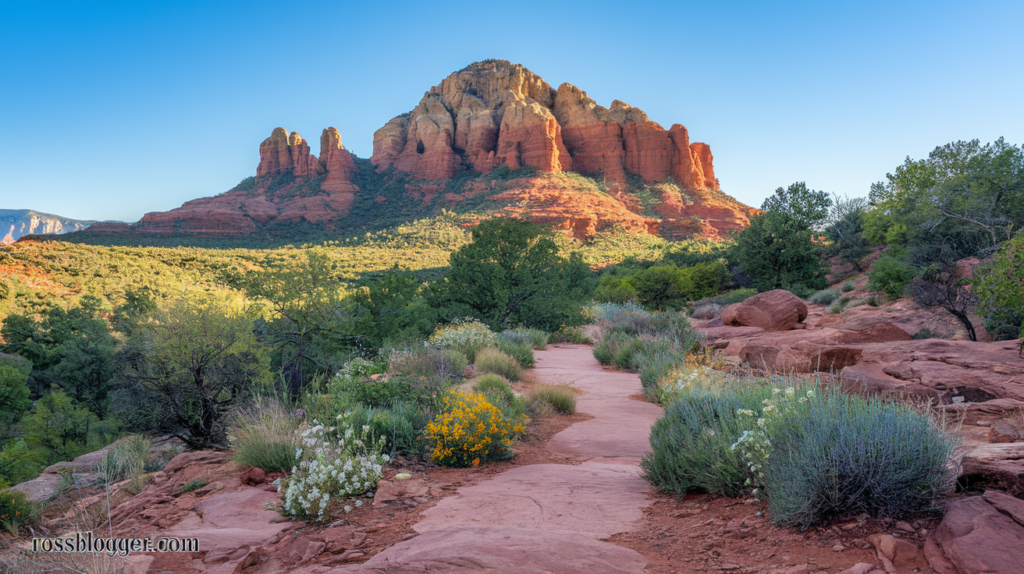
[2,1,1022,222]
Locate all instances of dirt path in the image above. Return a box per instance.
[332,344,664,573]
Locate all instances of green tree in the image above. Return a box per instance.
[21,388,97,466]
[628,265,691,311]
[350,269,437,348]
[975,232,1024,343]
[761,182,832,230]
[0,297,116,414]
[730,183,831,293]
[865,138,1024,260]
[824,195,872,271]
[117,293,271,449]
[233,249,355,394]
[0,360,32,433]
[867,257,915,300]
[433,218,589,331]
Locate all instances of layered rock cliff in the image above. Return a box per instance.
[0,210,97,244]
[371,60,719,191]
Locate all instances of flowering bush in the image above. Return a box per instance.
[427,319,495,349]
[281,413,389,521]
[730,385,815,495]
[333,357,386,382]
[423,392,526,467]
[657,363,728,397]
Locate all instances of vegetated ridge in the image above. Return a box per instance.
[85,60,756,243]
[0,210,97,244]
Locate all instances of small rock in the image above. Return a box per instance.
[394,473,412,481]
[240,467,267,487]
[832,543,846,552]
[852,539,873,550]
[837,564,874,574]
[895,520,915,533]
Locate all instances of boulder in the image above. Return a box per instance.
[721,290,808,331]
[933,493,1024,574]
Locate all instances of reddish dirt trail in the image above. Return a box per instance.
[330,344,664,573]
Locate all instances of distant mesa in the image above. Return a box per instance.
[92,60,755,241]
[0,210,98,244]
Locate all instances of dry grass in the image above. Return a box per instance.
[229,396,298,473]
[528,383,578,414]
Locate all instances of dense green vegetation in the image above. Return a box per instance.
[0,136,1020,534]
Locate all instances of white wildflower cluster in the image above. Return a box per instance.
[730,386,816,495]
[426,318,495,349]
[334,357,380,382]
[282,413,389,521]
[657,364,726,398]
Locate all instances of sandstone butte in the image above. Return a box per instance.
[92,60,756,240]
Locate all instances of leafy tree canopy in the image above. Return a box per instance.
[865,138,1024,260]
[433,218,593,331]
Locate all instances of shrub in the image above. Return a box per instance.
[717,288,757,305]
[586,300,649,324]
[868,257,915,300]
[334,357,387,381]
[359,404,425,456]
[496,338,535,368]
[96,434,152,492]
[680,261,730,300]
[388,348,467,384]
[974,233,1024,341]
[762,392,960,529]
[177,480,208,494]
[642,387,774,497]
[528,384,576,414]
[474,348,522,381]
[427,319,496,362]
[423,392,525,467]
[282,413,389,521]
[593,276,638,304]
[635,348,690,401]
[689,303,722,320]
[655,362,731,402]
[500,328,548,350]
[913,327,944,340]
[809,289,839,305]
[549,325,591,344]
[473,374,515,404]
[331,374,427,408]
[841,282,856,292]
[0,488,37,535]
[231,396,298,473]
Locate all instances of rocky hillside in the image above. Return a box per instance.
[0,210,97,244]
[90,60,756,242]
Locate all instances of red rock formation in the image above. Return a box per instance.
[257,128,324,178]
[131,127,360,236]
[319,127,358,192]
[371,61,721,192]
[372,61,571,180]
